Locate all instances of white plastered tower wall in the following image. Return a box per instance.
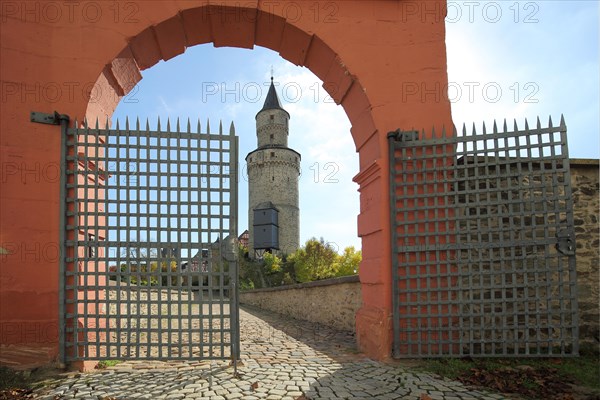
[246,78,301,257]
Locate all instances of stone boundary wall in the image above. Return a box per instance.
[570,159,599,349]
[239,276,362,333]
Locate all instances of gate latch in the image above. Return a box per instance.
[556,230,575,256]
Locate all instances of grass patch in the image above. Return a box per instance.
[421,357,475,380]
[96,360,122,369]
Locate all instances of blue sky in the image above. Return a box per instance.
[112,1,599,252]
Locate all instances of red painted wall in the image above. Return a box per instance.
[0,0,453,368]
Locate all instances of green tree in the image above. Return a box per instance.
[335,246,361,277]
[262,252,282,274]
[238,239,359,288]
[293,237,338,282]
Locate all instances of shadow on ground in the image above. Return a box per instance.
[240,304,363,362]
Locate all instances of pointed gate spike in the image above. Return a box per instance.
[560,114,566,128]
[513,119,518,131]
[197,119,201,133]
[229,121,236,135]
[503,119,508,132]
[524,118,529,130]
[176,117,181,132]
[471,122,477,136]
[462,123,467,137]
[186,118,191,133]
[482,121,487,135]
[83,117,88,129]
[95,117,100,130]
[166,118,171,132]
[115,119,120,130]
[145,118,150,131]
[105,116,109,130]
[219,120,223,135]
[492,120,498,133]
[157,116,161,131]
[206,118,211,134]
[536,116,541,129]
[135,117,140,130]
[548,115,553,128]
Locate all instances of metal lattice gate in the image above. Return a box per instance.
[58,116,239,363]
[389,116,578,357]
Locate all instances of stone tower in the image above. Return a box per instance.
[246,77,301,257]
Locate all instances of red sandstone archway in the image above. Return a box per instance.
[0,0,452,368]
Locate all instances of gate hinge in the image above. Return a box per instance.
[387,129,419,142]
[556,229,575,256]
[30,111,69,125]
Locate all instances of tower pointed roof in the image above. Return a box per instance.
[256,76,290,119]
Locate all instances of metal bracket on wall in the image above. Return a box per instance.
[387,129,419,142]
[30,111,69,125]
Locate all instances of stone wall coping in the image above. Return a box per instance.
[570,158,599,167]
[241,275,360,293]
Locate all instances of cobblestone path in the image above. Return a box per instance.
[35,306,511,400]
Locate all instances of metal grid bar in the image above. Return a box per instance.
[61,117,239,362]
[389,117,578,358]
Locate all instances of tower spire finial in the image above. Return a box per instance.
[271,65,274,81]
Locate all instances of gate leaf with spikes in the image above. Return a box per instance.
[59,116,240,363]
[389,116,578,357]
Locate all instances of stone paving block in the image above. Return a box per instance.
[33,307,506,400]
[268,388,288,396]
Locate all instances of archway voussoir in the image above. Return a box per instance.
[279,23,312,66]
[323,59,354,105]
[350,112,378,153]
[85,65,122,124]
[304,35,336,82]
[154,15,187,61]
[255,10,285,51]
[111,47,142,94]
[129,27,163,70]
[180,7,213,47]
[209,5,257,49]
[342,81,371,124]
